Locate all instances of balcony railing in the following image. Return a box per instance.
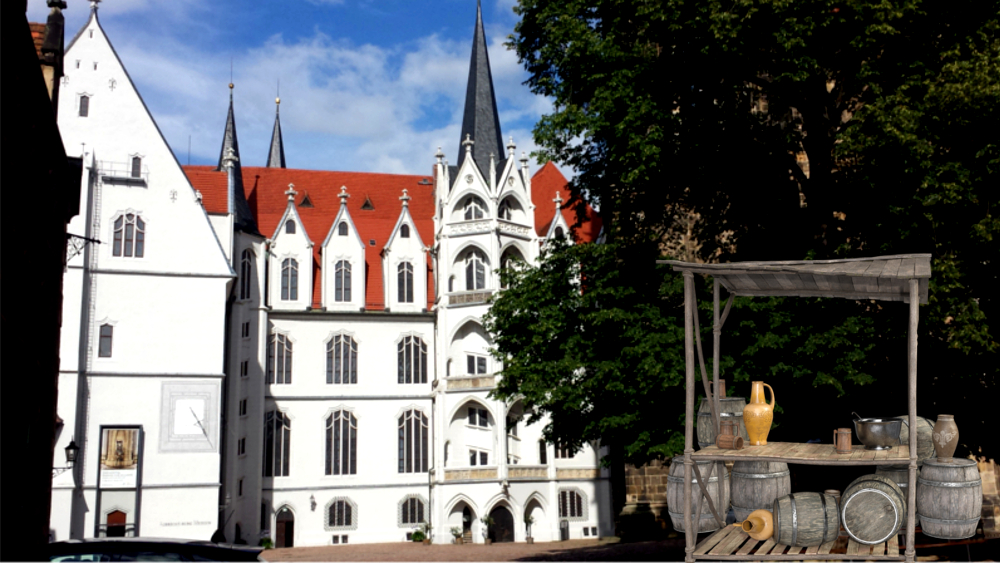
[100,160,148,186]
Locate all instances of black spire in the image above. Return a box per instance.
[457,0,503,178]
[216,85,259,235]
[266,97,286,168]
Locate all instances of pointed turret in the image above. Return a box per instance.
[266,97,286,169]
[457,0,504,181]
[216,84,259,235]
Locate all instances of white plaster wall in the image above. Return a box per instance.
[140,487,219,540]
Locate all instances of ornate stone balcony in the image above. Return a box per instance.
[448,290,493,306]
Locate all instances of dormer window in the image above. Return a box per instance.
[464,198,485,220]
[131,157,142,179]
[338,223,348,236]
[285,220,296,234]
[79,95,90,117]
[400,224,410,238]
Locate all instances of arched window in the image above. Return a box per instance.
[463,197,485,220]
[399,496,425,525]
[99,324,113,357]
[240,249,253,300]
[334,260,352,302]
[498,200,512,221]
[400,224,410,238]
[113,214,145,257]
[397,335,427,384]
[79,95,90,117]
[397,262,413,303]
[285,220,296,234]
[262,410,291,477]
[326,335,357,384]
[267,333,292,384]
[500,249,524,290]
[464,251,486,290]
[559,489,586,519]
[338,222,348,236]
[281,258,298,301]
[326,499,354,529]
[325,410,357,475]
[130,156,142,178]
[555,227,565,238]
[398,409,428,473]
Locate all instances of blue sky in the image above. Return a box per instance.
[29,0,554,176]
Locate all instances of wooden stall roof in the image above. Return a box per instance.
[658,254,930,304]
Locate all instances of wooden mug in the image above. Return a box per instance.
[720,420,738,436]
[717,434,744,450]
[834,427,852,454]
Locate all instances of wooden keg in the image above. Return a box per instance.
[730,461,791,522]
[666,456,730,533]
[894,415,934,466]
[842,474,906,545]
[875,465,919,527]
[697,395,748,449]
[772,492,839,547]
[916,457,982,540]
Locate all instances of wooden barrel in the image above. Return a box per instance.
[666,456,730,533]
[875,465,919,527]
[916,458,982,540]
[894,415,934,466]
[697,395,748,449]
[730,461,791,522]
[842,474,906,545]
[772,492,839,547]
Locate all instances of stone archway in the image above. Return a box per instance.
[489,505,514,543]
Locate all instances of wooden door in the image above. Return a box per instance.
[489,506,514,543]
[106,510,126,537]
[276,508,294,548]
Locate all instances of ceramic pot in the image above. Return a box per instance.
[743,381,775,446]
[740,509,774,541]
[932,414,959,462]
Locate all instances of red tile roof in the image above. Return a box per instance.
[184,163,601,310]
[30,22,46,59]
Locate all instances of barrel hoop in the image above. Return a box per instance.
[732,470,790,479]
[667,475,723,484]
[820,493,828,541]
[917,478,981,488]
[842,488,899,545]
[916,515,981,525]
[789,493,798,547]
[699,412,743,418]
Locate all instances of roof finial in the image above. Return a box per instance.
[507,136,516,156]
[338,186,350,207]
[435,146,445,164]
[90,0,101,13]
[285,183,297,202]
[553,191,563,208]
[463,134,475,154]
[400,189,411,208]
[520,151,529,168]
[222,146,239,169]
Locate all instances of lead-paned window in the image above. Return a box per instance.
[334,260,352,302]
[338,222,348,236]
[281,258,298,301]
[79,95,90,117]
[464,251,486,290]
[397,336,427,384]
[398,409,428,473]
[267,333,292,384]
[327,335,357,384]
[400,224,410,238]
[400,497,425,525]
[325,410,357,475]
[327,499,353,528]
[397,262,414,303]
[113,214,145,257]
[262,410,291,477]
[559,490,584,518]
[240,250,253,300]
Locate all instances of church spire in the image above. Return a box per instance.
[457,0,503,178]
[266,96,286,168]
[216,83,259,235]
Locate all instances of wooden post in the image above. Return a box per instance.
[683,271,696,563]
[713,280,724,528]
[906,279,918,563]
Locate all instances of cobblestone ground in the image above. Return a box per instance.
[261,538,689,562]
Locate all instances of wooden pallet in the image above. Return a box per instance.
[693,526,904,560]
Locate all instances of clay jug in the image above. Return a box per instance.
[743,381,775,446]
[740,509,774,541]
[932,414,959,462]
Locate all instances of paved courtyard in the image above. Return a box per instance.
[261,538,689,561]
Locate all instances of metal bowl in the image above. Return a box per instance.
[853,417,903,451]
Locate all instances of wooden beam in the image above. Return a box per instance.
[683,271,696,563]
[906,279,918,563]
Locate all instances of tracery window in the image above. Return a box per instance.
[334,260,352,302]
[397,262,414,303]
[463,197,485,220]
[267,333,292,384]
[281,258,298,301]
[240,249,253,300]
[262,410,291,477]
[559,489,585,519]
[498,200,512,221]
[464,251,486,290]
[326,499,354,529]
[327,335,357,384]
[113,213,145,257]
[399,496,425,525]
[397,335,427,384]
[398,409,428,473]
[325,410,357,475]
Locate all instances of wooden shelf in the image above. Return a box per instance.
[694,526,904,561]
[692,442,911,465]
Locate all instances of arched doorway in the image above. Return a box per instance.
[489,506,514,543]
[275,506,295,548]
[106,510,126,537]
[462,506,473,543]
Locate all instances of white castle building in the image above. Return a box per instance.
[51,0,609,548]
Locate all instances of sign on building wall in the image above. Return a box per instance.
[99,427,141,489]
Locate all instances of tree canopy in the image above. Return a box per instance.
[487,0,999,464]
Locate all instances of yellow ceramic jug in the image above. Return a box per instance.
[743,381,775,446]
[740,509,774,541]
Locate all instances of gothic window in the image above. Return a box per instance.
[498,200,512,221]
[468,407,489,428]
[325,410,357,475]
[397,335,427,384]
[559,489,585,519]
[399,496,425,526]
[240,249,253,300]
[112,214,145,257]
[463,197,485,220]
[398,409,428,473]
[98,324,113,357]
[397,262,414,303]
[464,251,486,290]
[334,260,352,302]
[326,335,358,384]
[539,441,548,465]
[285,220,296,234]
[400,224,410,238]
[555,227,565,238]
[466,354,487,375]
[79,95,90,117]
[326,499,354,529]
[338,222,348,236]
[281,258,298,301]
[267,333,292,384]
[262,410,291,477]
